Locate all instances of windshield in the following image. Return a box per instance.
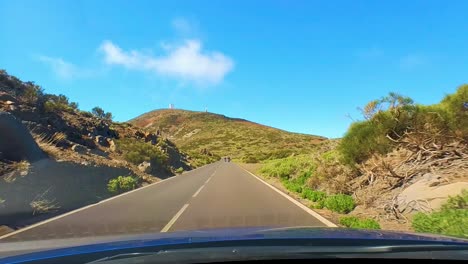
[0,0,467,259]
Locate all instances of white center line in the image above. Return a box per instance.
[160,204,190,233]
[192,185,205,198]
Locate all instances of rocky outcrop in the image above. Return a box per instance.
[138,161,151,173]
[0,112,47,162]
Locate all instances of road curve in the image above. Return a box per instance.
[1,162,332,242]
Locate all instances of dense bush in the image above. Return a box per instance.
[42,94,78,113]
[175,167,184,174]
[323,194,356,213]
[107,176,138,194]
[242,155,259,163]
[340,216,381,229]
[412,190,468,238]
[339,86,468,165]
[22,83,44,104]
[259,155,316,180]
[439,84,468,138]
[339,111,404,165]
[92,106,113,121]
[282,179,304,193]
[116,138,168,165]
[301,188,326,202]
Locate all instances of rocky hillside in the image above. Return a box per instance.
[130,109,326,166]
[0,70,190,230]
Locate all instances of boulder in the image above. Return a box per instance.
[138,161,151,173]
[396,173,468,213]
[71,144,88,154]
[0,111,47,162]
[0,92,18,104]
[107,138,116,151]
[94,135,110,147]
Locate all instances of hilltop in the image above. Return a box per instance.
[130,109,327,166]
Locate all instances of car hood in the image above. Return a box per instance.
[1,227,467,262]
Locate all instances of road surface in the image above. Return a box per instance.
[0,162,333,242]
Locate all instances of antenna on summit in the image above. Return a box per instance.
[169,104,174,109]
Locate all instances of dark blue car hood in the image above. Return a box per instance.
[1,227,467,263]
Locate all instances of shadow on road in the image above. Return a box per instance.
[0,158,132,229]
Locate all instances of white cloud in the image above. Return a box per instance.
[399,54,426,70]
[37,55,81,79]
[100,40,234,85]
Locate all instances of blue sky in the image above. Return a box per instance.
[1,0,467,138]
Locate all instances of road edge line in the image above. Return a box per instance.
[160,204,189,232]
[0,163,216,240]
[238,166,337,227]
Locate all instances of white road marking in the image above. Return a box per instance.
[239,166,337,228]
[160,204,189,233]
[205,169,217,184]
[192,185,205,197]
[0,163,216,240]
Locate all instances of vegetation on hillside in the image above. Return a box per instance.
[115,138,168,166]
[259,85,467,233]
[130,109,326,166]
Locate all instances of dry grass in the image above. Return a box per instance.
[3,160,30,183]
[32,132,67,157]
[30,188,60,215]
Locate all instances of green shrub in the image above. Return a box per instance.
[442,190,468,210]
[412,210,467,238]
[259,155,316,180]
[116,138,168,165]
[42,94,78,113]
[175,167,184,174]
[23,84,44,103]
[440,84,468,137]
[323,194,356,213]
[339,114,399,165]
[301,188,327,202]
[340,87,468,165]
[412,190,468,238]
[340,216,381,229]
[107,176,138,194]
[43,100,70,113]
[282,179,303,193]
[242,155,258,163]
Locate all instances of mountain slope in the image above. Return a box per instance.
[130,109,327,165]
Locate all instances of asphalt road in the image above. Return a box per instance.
[0,162,332,242]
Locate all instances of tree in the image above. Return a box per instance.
[92,106,113,121]
[104,112,113,121]
[92,107,105,118]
